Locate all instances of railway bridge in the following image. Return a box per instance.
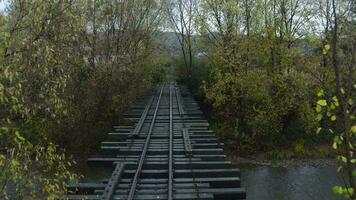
[66,81,246,200]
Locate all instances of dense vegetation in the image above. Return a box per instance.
[195,1,323,155]
[169,0,355,198]
[0,0,354,199]
[0,0,167,199]
[170,1,327,158]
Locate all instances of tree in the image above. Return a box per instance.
[0,1,81,198]
[316,0,355,198]
[167,0,197,78]
[0,0,166,199]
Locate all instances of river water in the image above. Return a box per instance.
[236,160,344,200]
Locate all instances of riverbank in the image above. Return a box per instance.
[226,148,337,168]
[229,153,338,168]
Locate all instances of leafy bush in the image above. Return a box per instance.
[0,1,166,198]
[177,57,212,99]
[0,131,78,200]
[205,68,318,150]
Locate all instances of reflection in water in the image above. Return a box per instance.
[75,160,113,182]
[238,161,343,200]
[81,166,113,182]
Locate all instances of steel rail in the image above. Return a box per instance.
[183,128,192,156]
[131,96,154,137]
[127,85,164,200]
[168,82,173,200]
[175,82,184,116]
[176,83,200,198]
[101,163,125,200]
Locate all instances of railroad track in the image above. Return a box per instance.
[66,81,246,200]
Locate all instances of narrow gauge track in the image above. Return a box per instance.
[66,81,246,200]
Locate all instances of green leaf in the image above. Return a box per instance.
[11,159,20,167]
[332,142,338,149]
[0,155,5,166]
[348,99,353,105]
[15,131,25,142]
[308,36,318,44]
[331,115,336,121]
[316,105,322,113]
[332,96,338,102]
[337,156,347,163]
[316,127,322,134]
[316,114,323,121]
[333,186,343,194]
[351,126,356,133]
[337,166,343,172]
[334,136,343,144]
[323,44,330,55]
[317,100,327,106]
[327,111,331,117]
[348,188,354,196]
[330,103,336,110]
[317,90,324,97]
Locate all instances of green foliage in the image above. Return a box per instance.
[0,0,167,198]
[0,61,78,199]
[316,90,355,199]
[294,139,306,158]
[0,129,78,199]
[333,186,355,199]
[266,149,294,160]
[148,62,168,85]
[177,57,212,99]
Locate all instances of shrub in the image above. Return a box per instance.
[205,68,318,150]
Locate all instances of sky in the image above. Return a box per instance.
[0,1,8,13]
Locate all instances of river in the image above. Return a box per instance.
[235,159,344,200]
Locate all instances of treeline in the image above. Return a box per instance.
[0,0,166,199]
[170,0,355,197]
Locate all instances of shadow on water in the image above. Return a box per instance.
[79,166,113,182]
[235,160,344,200]
[73,159,113,182]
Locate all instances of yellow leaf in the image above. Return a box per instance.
[323,44,330,55]
[335,101,340,107]
[317,100,327,106]
[317,90,324,97]
[333,142,338,149]
[331,115,336,121]
[348,188,354,196]
[351,126,356,133]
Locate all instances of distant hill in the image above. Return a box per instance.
[152,31,203,59]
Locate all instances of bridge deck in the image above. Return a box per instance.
[66,81,246,200]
